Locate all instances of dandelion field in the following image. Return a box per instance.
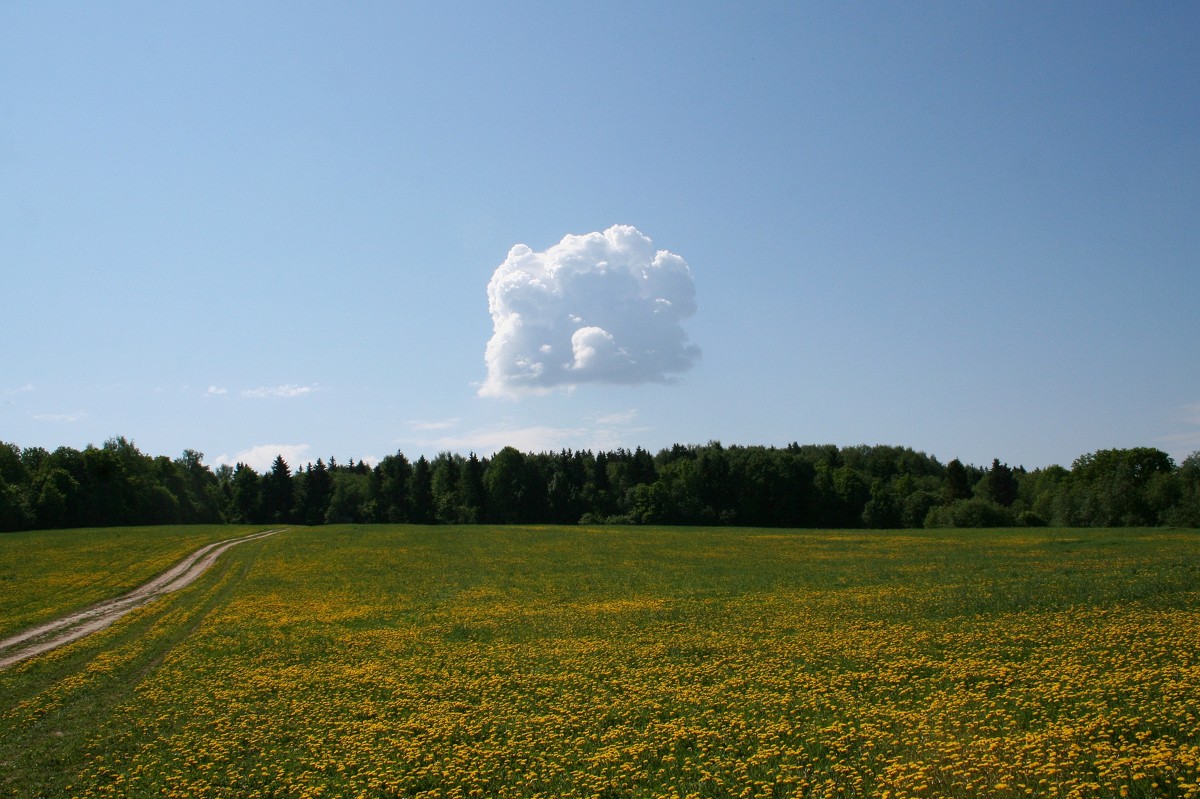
[2,526,1199,799]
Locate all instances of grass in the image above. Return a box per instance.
[1,525,1199,798]
[0,525,273,640]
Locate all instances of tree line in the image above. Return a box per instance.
[1,437,1198,533]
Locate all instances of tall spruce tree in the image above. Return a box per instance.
[262,455,294,524]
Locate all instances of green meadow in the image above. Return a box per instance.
[2,525,1199,799]
[0,525,267,641]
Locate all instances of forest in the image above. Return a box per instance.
[1,437,1198,533]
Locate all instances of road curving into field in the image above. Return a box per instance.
[0,528,285,670]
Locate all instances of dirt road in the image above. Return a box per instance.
[0,528,284,670]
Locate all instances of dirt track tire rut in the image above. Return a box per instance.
[0,528,285,669]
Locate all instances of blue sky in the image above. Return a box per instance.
[3,2,1198,473]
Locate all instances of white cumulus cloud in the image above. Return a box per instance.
[480,225,699,397]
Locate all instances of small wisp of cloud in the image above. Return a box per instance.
[214,444,312,472]
[403,410,647,456]
[3,384,34,407]
[408,418,461,432]
[213,444,379,472]
[241,384,318,399]
[1158,402,1200,460]
[1185,403,1200,428]
[32,412,87,423]
[481,225,699,398]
